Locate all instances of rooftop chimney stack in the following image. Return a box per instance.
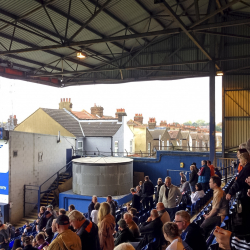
[59,98,73,111]
[13,115,17,126]
[148,118,156,129]
[160,120,167,127]
[115,108,127,122]
[134,114,143,124]
[91,104,104,117]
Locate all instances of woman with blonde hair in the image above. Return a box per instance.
[98,202,116,250]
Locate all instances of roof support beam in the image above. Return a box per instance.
[1,18,250,56]
[162,1,220,69]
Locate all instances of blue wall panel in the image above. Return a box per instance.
[133,151,222,186]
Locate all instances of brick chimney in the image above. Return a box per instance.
[134,114,143,124]
[115,108,127,122]
[91,103,104,117]
[148,118,156,129]
[13,115,17,126]
[160,120,167,126]
[59,98,72,111]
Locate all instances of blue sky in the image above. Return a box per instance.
[0,76,222,125]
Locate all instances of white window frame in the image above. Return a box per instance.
[78,141,83,150]
[114,141,119,156]
[148,143,151,154]
[130,140,133,153]
[162,140,164,150]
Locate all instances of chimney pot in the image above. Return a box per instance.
[69,98,71,102]
[66,98,68,102]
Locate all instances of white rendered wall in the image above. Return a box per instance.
[8,131,75,224]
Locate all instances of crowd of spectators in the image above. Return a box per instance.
[2,139,250,250]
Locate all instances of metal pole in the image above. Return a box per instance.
[23,185,26,218]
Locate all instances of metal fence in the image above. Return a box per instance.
[154,146,222,152]
[218,158,237,185]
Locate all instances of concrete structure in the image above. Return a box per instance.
[72,157,133,196]
[0,131,75,224]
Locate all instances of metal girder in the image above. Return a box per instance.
[190,0,242,28]
[2,16,250,56]
[134,0,166,29]
[0,0,57,32]
[68,0,113,42]
[194,0,200,21]
[162,1,220,69]
[175,0,194,24]
[195,31,250,40]
[0,32,94,69]
[38,0,130,52]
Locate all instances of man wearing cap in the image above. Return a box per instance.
[44,211,55,231]
[68,210,100,250]
[114,219,134,247]
[47,215,81,250]
[47,205,57,218]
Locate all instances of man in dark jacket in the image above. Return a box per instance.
[107,195,117,218]
[114,219,134,246]
[38,209,47,232]
[155,178,164,204]
[226,150,250,234]
[88,195,97,221]
[175,210,206,250]
[198,160,211,192]
[68,210,100,250]
[189,165,198,192]
[142,176,154,210]
[44,211,55,230]
[23,236,37,250]
[131,188,141,212]
[136,209,163,250]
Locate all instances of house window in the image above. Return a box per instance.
[130,140,133,153]
[114,141,119,156]
[162,141,164,150]
[148,143,151,154]
[167,140,169,147]
[78,141,83,151]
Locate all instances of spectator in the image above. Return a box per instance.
[24,221,32,233]
[126,203,131,212]
[214,167,222,179]
[192,162,199,173]
[91,202,100,225]
[44,211,55,231]
[47,215,81,250]
[136,210,163,250]
[106,195,117,218]
[175,210,206,250]
[38,206,47,232]
[23,236,37,250]
[189,165,198,192]
[8,224,15,239]
[226,151,250,234]
[130,188,140,212]
[68,204,75,213]
[114,243,135,250]
[36,232,49,250]
[114,219,134,247]
[163,222,185,250]
[58,209,66,215]
[129,208,139,225]
[198,160,211,192]
[180,180,190,193]
[191,183,205,203]
[50,219,58,243]
[201,176,229,238]
[179,172,186,186]
[141,176,154,210]
[247,138,250,153]
[88,195,98,221]
[139,181,143,190]
[12,239,22,250]
[214,226,250,250]
[98,202,116,250]
[68,210,100,250]
[155,178,164,204]
[0,220,10,250]
[158,177,182,221]
[46,205,57,218]
[207,160,215,176]
[32,238,38,248]
[136,186,142,198]
[45,228,54,244]
[123,213,139,238]
[156,202,170,225]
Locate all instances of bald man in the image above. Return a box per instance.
[156,202,170,225]
[137,209,163,250]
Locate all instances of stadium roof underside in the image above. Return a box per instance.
[0,0,250,87]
